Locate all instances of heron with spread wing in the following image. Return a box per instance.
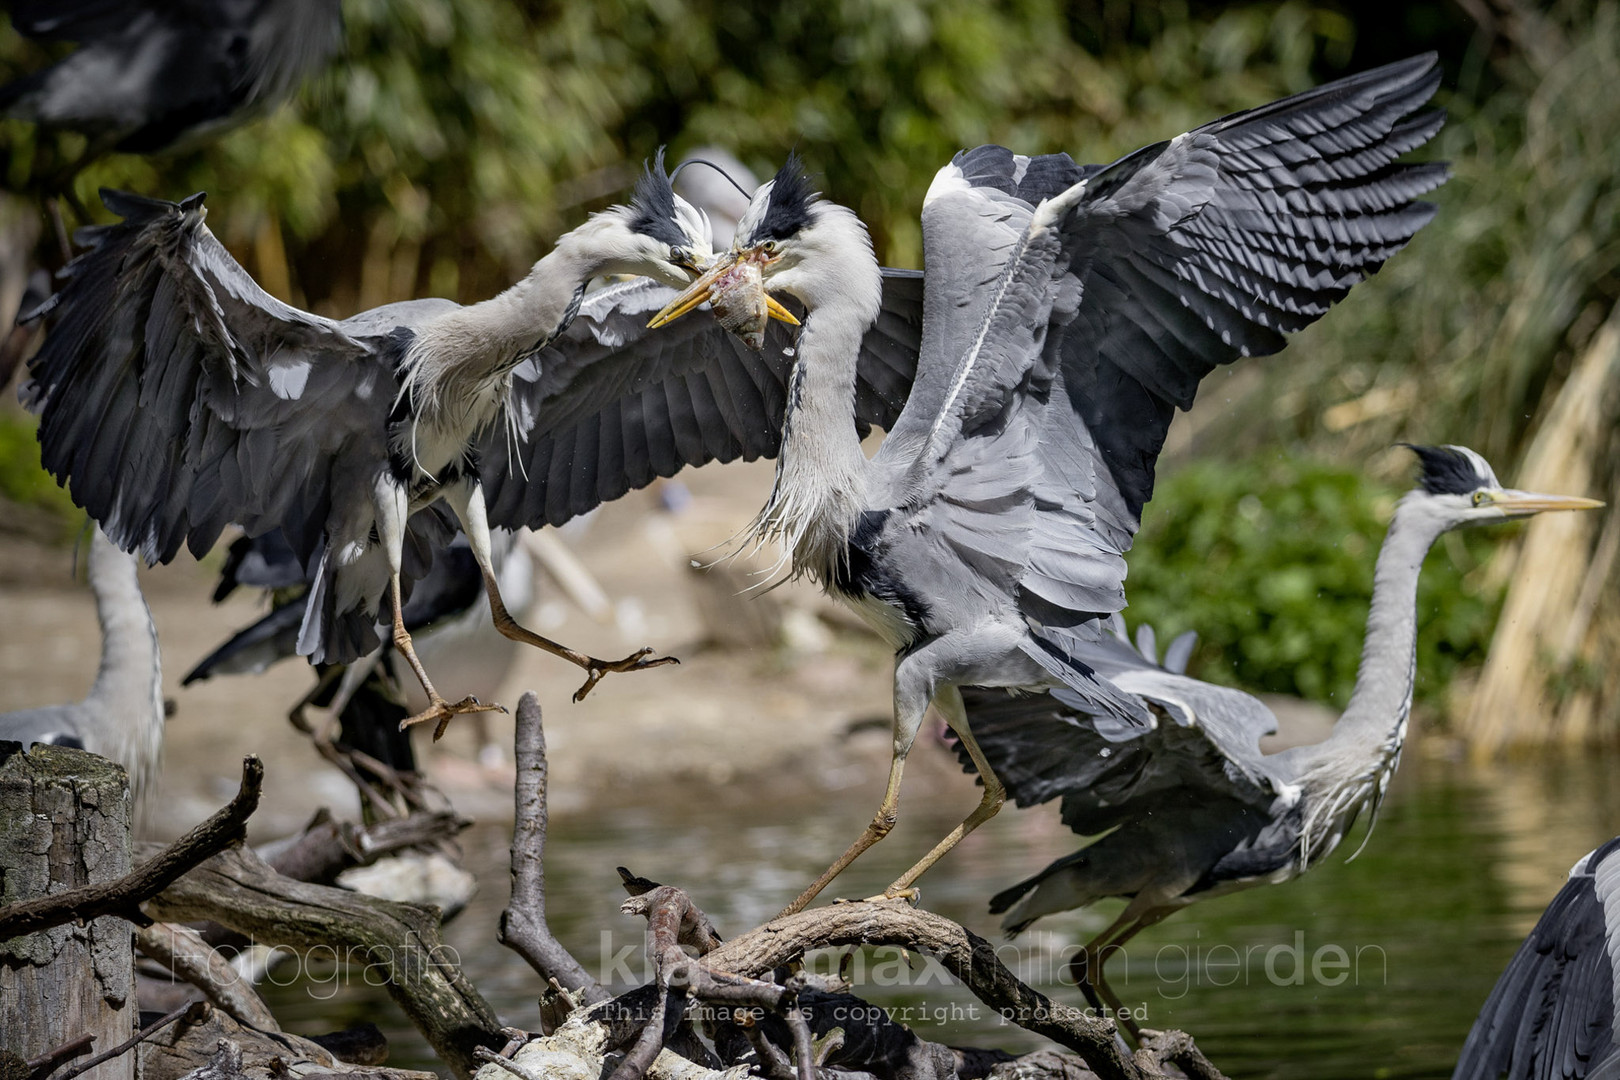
[650,55,1451,915]
[23,157,923,732]
[954,445,1601,1036]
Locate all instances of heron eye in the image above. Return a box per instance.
[1472,490,1488,506]
[761,240,779,254]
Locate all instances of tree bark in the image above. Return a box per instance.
[0,743,134,1080]
[141,844,503,1080]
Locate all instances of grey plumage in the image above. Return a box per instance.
[0,0,343,158]
[1453,836,1620,1080]
[953,445,1602,1032]
[22,158,920,723]
[0,528,165,808]
[653,55,1449,914]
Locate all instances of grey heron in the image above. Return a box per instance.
[1453,835,1620,1080]
[952,444,1602,1035]
[651,54,1450,915]
[0,0,343,187]
[22,157,923,734]
[0,527,165,810]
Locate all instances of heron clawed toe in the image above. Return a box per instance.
[570,648,680,702]
[400,694,507,741]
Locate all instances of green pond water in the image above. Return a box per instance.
[259,741,1620,1078]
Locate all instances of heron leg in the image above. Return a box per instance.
[877,685,1005,900]
[446,480,678,702]
[777,749,908,918]
[776,658,936,917]
[369,478,504,739]
[392,573,505,739]
[1065,909,1161,1044]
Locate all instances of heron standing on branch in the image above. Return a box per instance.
[954,445,1602,1036]
[650,55,1450,915]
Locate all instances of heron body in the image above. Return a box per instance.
[22,166,713,729]
[1454,836,1620,1080]
[25,158,923,729]
[0,528,165,810]
[653,54,1450,914]
[954,445,1603,1033]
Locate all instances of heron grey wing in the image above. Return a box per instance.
[957,670,1279,837]
[1452,838,1620,1080]
[22,189,398,566]
[894,57,1446,640]
[479,272,922,531]
[1049,53,1446,534]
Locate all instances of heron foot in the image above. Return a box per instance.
[400,695,508,741]
[859,887,920,906]
[571,647,680,702]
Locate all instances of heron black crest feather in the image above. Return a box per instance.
[628,148,688,248]
[756,153,816,241]
[1406,444,1485,495]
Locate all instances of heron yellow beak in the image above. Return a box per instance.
[646,247,801,329]
[1490,490,1605,517]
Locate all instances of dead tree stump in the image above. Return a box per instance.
[0,743,135,1080]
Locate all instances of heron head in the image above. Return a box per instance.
[646,154,880,345]
[1403,444,1603,528]
[586,149,714,287]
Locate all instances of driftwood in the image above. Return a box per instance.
[142,843,503,1079]
[0,756,262,940]
[262,807,470,887]
[498,693,609,1009]
[470,695,1225,1080]
[134,923,279,1031]
[139,1006,436,1080]
[53,1001,212,1080]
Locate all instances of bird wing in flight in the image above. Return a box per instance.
[478,269,922,531]
[879,54,1446,653]
[1452,838,1620,1080]
[23,189,402,567]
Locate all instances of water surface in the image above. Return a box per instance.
[260,743,1620,1077]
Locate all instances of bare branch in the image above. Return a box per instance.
[135,922,279,1032]
[498,693,608,1006]
[264,808,470,886]
[141,844,502,1080]
[52,1001,210,1080]
[24,1035,93,1080]
[0,757,262,940]
[699,900,1225,1080]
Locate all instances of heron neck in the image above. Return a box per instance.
[752,303,871,583]
[1292,496,1444,818]
[83,531,164,802]
[451,241,598,369]
[398,241,596,454]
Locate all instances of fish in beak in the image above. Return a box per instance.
[647,246,799,350]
